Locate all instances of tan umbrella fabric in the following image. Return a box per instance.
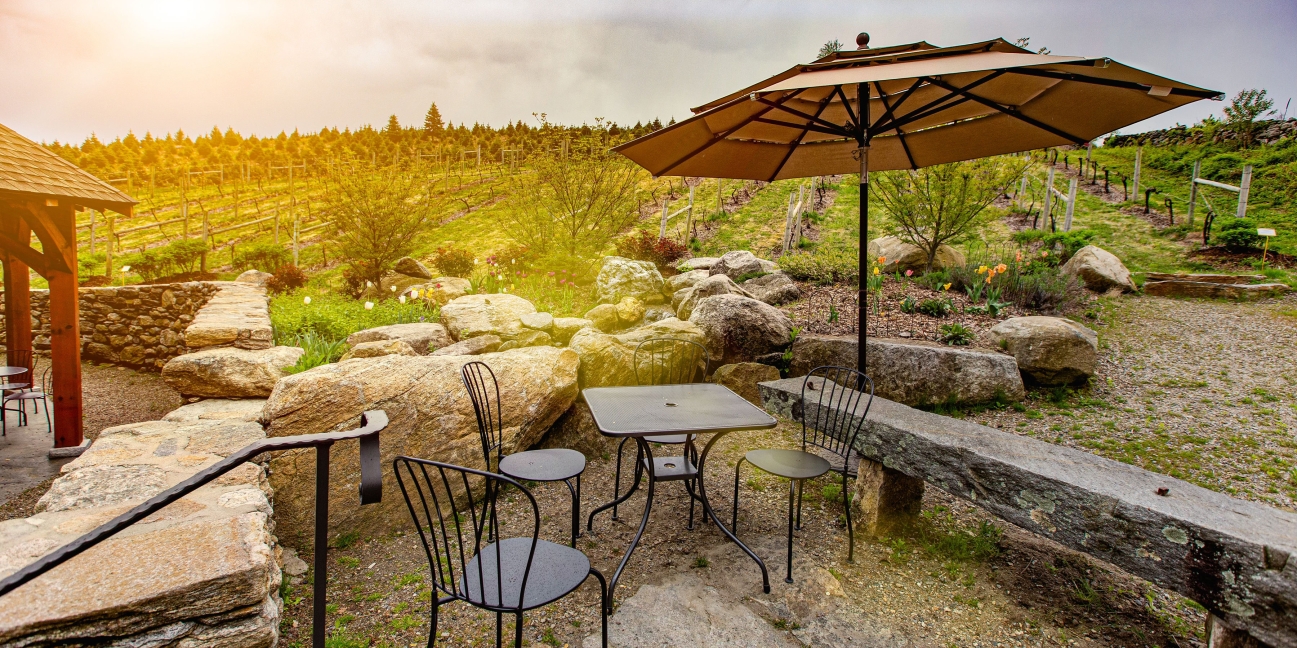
[614,38,1220,181]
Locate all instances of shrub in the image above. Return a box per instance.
[431,246,475,277]
[615,229,687,268]
[917,298,953,317]
[283,330,349,374]
[1041,229,1098,261]
[266,264,308,294]
[233,242,290,273]
[1010,229,1047,246]
[121,238,209,281]
[779,246,859,285]
[900,296,918,313]
[325,163,444,288]
[939,323,974,346]
[916,269,950,292]
[1215,218,1261,250]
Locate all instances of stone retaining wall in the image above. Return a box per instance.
[0,283,220,370]
[0,399,281,646]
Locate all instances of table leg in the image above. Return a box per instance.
[587,442,644,532]
[563,476,581,548]
[697,431,771,594]
[608,438,656,603]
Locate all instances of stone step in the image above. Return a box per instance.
[183,282,273,350]
[1145,273,1265,284]
[1143,280,1290,300]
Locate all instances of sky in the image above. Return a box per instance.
[1,0,1294,145]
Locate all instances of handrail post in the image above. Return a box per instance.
[313,442,331,647]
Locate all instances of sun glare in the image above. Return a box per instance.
[129,0,223,37]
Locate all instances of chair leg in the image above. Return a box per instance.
[786,478,796,584]
[590,567,610,644]
[514,612,523,648]
[428,599,438,648]
[43,397,50,433]
[563,476,580,547]
[685,478,696,531]
[495,611,503,648]
[795,480,805,530]
[732,457,745,531]
[843,470,854,564]
[612,437,629,521]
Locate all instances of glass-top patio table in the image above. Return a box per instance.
[582,383,778,602]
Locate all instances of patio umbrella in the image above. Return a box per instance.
[614,34,1220,372]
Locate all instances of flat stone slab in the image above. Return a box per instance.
[1143,280,1290,300]
[162,398,267,423]
[345,322,451,355]
[865,337,1024,406]
[1146,273,1265,284]
[760,377,1297,647]
[184,282,273,350]
[161,345,304,398]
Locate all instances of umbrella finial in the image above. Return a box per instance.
[856,32,870,49]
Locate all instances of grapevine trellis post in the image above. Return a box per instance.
[1132,147,1142,201]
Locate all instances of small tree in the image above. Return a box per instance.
[817,39,844,59]
[424,102,444,136]
[1223,89,1275,148]
[324,164,443,289]
[872,157,1028,271]
[502,117,642,256]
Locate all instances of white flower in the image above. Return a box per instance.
[389,285,397,292]
[121,265,131,273]
[399,295,407,304]
[303,296,312,305]
[365,281,373,288]
[364,301,374,310]
[511,258,515,265]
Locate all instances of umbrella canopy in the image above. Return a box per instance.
[615,35,1219,374]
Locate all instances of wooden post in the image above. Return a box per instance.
[1188,160,1200,226]
[717,178,723,215]
[88,209,97,254]
[181,176,189,236]
[684,184,695,245]
[2,217,33,369]
[45,204,83,449]
[274,208,280,245]
[1063,178,1078,232]
[1132,147,1142,201]
[105,213,115,280]
[658,196,671,239]
[293,218,300,266]
[1041,167,1055,230]
[1236,165,1252,219]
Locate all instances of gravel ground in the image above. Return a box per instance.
[0,360,182,522]
[279,419,1204,648]
[973,293,1297,512]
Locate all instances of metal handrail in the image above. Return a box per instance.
[0,409,389,648]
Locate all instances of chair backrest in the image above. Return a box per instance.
[393,456,540,612]
[460,361,504,469]
[40,365,52,395]
[799,366,874,461]
[6,349,31,385]
[633,338,709,386]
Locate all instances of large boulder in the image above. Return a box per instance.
[1142,280,1289,301]
[1060,245,1136,293]
[675,274,754,321]
[709,251,778,281]
[866,236,965,274]
[235,269,272,285]
[596,256,665,304]
[520,312,554,332]
[742,272,801,305]
[567,318,707,388]
[262,347,579,545]
[864,338,1023,406]
[615,296,646,325]
[161,346,304,398]
[539,401,612,457]
[497,330,552,351]
[430,334,501,356]
[584,304,620,333]
[643,304,675,324]
[687,294,794,366]
[710,362,781,405]
[393,256,433,279]
[677,257,719,272]
[990,317,1098,385]
[552,318,593,344]
[439,293,537,341]
[340,339,419,361]
[666,269,710,294]
[788,333,858,377]
[346,322,452,354]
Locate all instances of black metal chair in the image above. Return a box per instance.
[3,349,33,393]
[731,366,874,582]
[395,457,608,648]
[462,361,586,547]
[607,338,709,528]
[2,366,49,436]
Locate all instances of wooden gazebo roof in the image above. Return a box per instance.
[0,123,135,213]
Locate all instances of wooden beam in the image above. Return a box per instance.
[0,218,33,368]
[0,230,51,276]
[10,201,72,274]
[44,205,83,449]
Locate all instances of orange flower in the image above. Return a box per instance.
[995,263,1008,274]
[985,275,993,285]
[1015,250,1023,263]
[877,256,887,264]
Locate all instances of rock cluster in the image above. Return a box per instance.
[0,283,220,370]
[866,236,966,274]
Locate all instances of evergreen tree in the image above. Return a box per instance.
[385,114,401,138]
[423,103,444,135]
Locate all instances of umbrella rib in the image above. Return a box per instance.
[1005,68,1222,100]
[766,94,834,182]
[871,71,1004,134]
[873,81,918,169]
[754,98,853,136]
[752,118,847,138]
[921,75,1088,145]
[833,85,859,133]
[657,89,808,176]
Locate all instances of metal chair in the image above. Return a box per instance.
[731,366,874,582]
[2,366,49,436]
[3,349,33,393]
[607,338,709,528]
[395,457,608,648]
[462,361,586,547]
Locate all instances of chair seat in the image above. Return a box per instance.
[499,448,585,483]
[644,434,691,444]
[745,448,832,480]
[5,390,44,401]
[2,383,30,391]
[461,537,590,610]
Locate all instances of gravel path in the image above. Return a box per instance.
[977,293,1297,512]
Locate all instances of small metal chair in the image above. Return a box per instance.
[3,349,33,393]
[462,361,586,547]
[395,457,608,648]
[2,366,49,436]
[732,366,874,582]
[607,338,709,527]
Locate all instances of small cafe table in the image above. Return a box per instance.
[582,383,778,601]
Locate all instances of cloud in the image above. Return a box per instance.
[1,0,1293,143]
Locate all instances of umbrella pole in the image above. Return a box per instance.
[858,146,869,377]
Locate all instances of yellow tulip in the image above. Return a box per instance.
[943,283,951,290]
[977,265,987,274]
[873,267,880,275]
